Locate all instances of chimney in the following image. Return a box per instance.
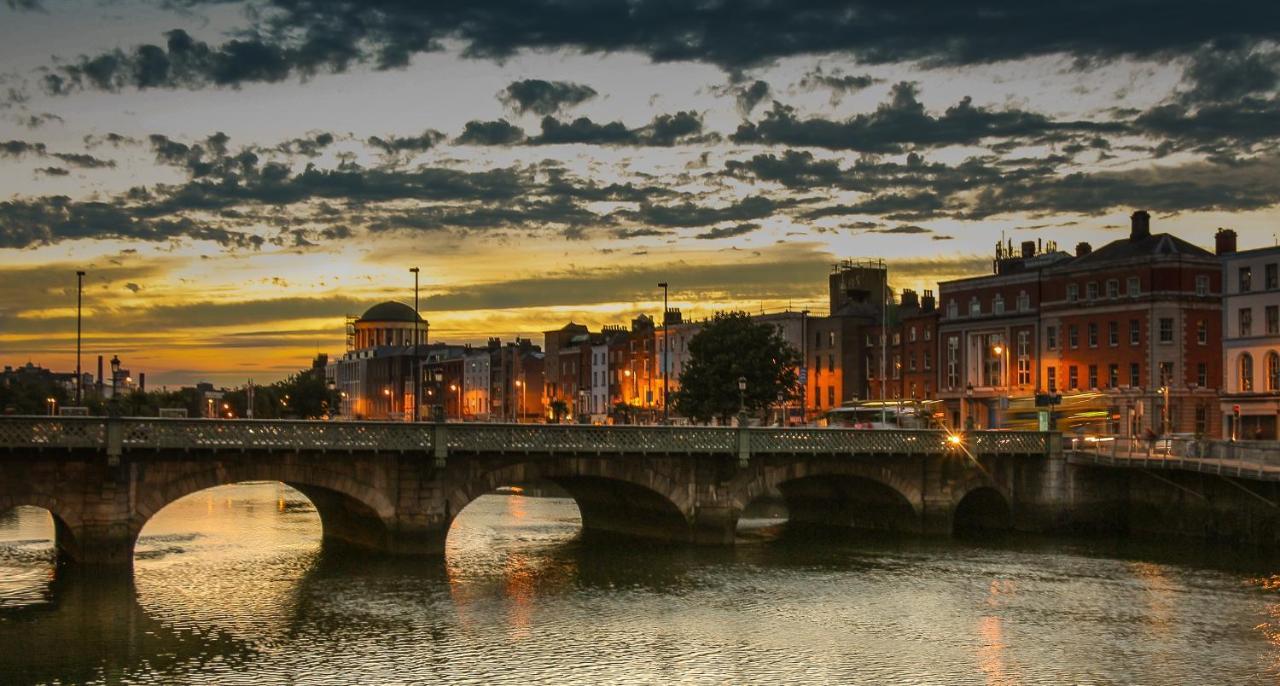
[1076,242,1092,257]
[900,289,919,309]
[1130,210,1151,241]
[1021,240,1035,258]
[921,289,936,312]
[96,355,104,391]
[1215,228,1238,255]
[139,372,145,393]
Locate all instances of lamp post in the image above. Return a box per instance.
[776,392,784,426]
[514,378,524,423]
[75,270,84,405]
[449,383,459,421]
[46,397,56,416]
[623,368,633,424]
[109,355,120,399]
[410,267,420,422]
[658,281,669,424]
[737,375,747,427]
[383,386,393,417]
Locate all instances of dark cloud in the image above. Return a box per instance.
[276,131,337,157]
[4,0,42,10]
[1179,45,1280,104]
[612,227,669,239]
[799,66,877,101]
[455,119,526,145]
[367,129,444,156]
[732,82,1122,152]
[499,79,597,115]
[50,152,116,168]
[694,222,761,240]
[871,224,931,234]
[0,195,264,250]
[32,1,1280,96]
[528,111,711,146]
[84,132,139,148]
[21,112,63,128]
[734,80,771,114]
[1,139,47,157]
[620,195,779,228]
[35,166,69,176]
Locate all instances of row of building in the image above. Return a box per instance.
[328,210,1279,440]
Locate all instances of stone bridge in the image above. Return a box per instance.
[1,417,1066,567]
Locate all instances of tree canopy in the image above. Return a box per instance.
[673,311,801,424]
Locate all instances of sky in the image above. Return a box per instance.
[1,0,1279,386]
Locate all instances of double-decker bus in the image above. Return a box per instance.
[824,400,944,429]
[1001,392,1110,434]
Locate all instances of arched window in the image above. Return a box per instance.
[1268,351,1280,392]
[1240,353,1254,392]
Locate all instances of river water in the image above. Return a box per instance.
[1,482,1279,684]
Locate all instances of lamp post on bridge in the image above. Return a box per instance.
[410,266,420,422]
[737,376,747,427]
[658,281,669,424]
[75,270,84,406]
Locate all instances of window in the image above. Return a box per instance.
[1130,319,1141,345]
[1267,263,1278,290]
[1197,320,1207,345]
[970,297,981,316]
[827,354,834,373]
[1195,274,1209,296]
[1108,321,1119,347]
[1069,324,1079,349]
[1268,305,1279,335]
[1159,362,1174,387]
[1108,363,1119,388]
[892,354,901,379]
[815,331,822,348]
[924,327,932,341]
[1240,308,1253,337]
[828,386,835,407]
[1240,266,1253,293]
[947,300,958,319]
[1159,318,1173,343]
[1016,331,1031,386]
[1195,406,1208,434]
[1127,276,1140,296]
[814,354,822,378]
[828,331,836,348]
[1240,353,1254,392]
[909,351,917,372]
[1088,364,1098,389]
[909,326,917,342]
[1047,367,1057,392]
[1268,352,1280,392]
[892,332,901,345]
[1068,365,1078,390]
[924,349,932,371]
[946,338,959,389]
[815,385,822,408]
[1046,325,1058,350]
[1130,362,1141,388]
[993,294,1005,314]
[1106,279,1119,298]
[1067,284,1078,302]
[1017,291,1030,312]
[1197,362,1207,387]
[1086,282,1099,300]
[1088,322,1098,348]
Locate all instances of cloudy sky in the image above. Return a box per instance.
[2,1,1279,386]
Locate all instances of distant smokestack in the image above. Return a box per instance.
[96,355,103,391]
[138,372,145,393]
[1215,228,1238,255]
[1130,210,1151,241]
[1021,241,1035,258]
[1076,242,1092,257]
[921,289,936,312]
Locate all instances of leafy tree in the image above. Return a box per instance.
[549,399,568,423]
[612,401,632,425]
[673,311,801,424]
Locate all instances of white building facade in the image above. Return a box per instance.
[1221,242,1280,440]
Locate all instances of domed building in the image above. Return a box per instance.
[329,301,431,420]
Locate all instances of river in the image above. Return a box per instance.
[1,482,1278,684]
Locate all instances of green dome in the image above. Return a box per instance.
[357,301,422,323]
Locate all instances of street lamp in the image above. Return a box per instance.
[514,378,524,423]
[410,266,420,422]
[46,397,56,416]
[75,270,85,405]
[658,281,669,424]
[109,355,120,399]
[449,382,459,420]
[737,376,747,426]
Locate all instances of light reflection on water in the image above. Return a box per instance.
[1,482,1279,684]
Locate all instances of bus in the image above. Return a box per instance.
[824,400,943,430]
[1001,392,1110,434]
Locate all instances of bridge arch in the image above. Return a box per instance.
[447,459,694,545]
[130,461,396,558]
[0,494,81,562]
[736,461,924,534]
[952,484,1014,535]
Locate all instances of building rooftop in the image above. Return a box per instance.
[357,301,423,323]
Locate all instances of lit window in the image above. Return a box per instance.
[1240,353,1254,392]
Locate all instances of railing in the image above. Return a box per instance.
[1066,436,1280,481]
[0,417,1053,459]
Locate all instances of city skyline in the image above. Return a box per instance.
[3,2,1280,385]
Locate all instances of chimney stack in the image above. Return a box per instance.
[1021,240,1035,258]
[1076,242,1092,257]
[921,289,936,312]
[900,289,920,309]
[1215,228,1238,255]
[1130,210,1151,241]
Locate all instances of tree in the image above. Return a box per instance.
[673,311,801,424]
[549,399,568,423]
